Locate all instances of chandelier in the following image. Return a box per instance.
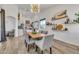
[31,4,40,13]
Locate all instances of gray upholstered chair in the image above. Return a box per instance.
[35,34,54,54]
[23,26,35,52]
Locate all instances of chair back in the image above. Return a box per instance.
[23,26,29,42]
[42,34,54,50]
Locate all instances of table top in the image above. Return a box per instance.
[27,32,45,39]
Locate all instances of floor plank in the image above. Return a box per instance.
[0,37,79,54]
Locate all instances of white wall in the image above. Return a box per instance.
[2,5,18,37]
[20,16,31,24]
[38,4,79,23]
[2,5,18,17]
[37,4,79,46]
[18,16,32,36]
[5,16,16,32]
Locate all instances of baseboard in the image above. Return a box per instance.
[0,39,7,42]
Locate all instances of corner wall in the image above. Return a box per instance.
[2,5,18,37]
[38,4,79,22]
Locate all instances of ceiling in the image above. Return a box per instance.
[17,4,56,18]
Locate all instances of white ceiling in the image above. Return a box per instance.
[17,4,55,12]
[17,4,56,18]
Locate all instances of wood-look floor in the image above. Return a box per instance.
[0,36,79,54]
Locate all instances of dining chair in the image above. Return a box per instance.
[35,34,54,54]
[23,27,35,52]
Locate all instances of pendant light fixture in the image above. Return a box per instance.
[31,4,40,13]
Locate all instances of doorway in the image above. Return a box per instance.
[0,9,6,42]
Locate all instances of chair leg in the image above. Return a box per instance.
[35,45,38,52]
[26,42,27,47]
[41,51,43,54]
[50,47,52,54]
[24,40,27,47]
[32,43,35,48]
[27,45,30,52]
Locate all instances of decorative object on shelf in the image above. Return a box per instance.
[52,10,68,20]
[55,14,67,20]
[52,24,56,30]
[46,22,52,25]
[18,12,20,20]
[64,28,68,31]
[56,24,64,30]
[74,12,79,23]
[64,17,70,24]
[57,10,67,16]
[25,20,30,24]
[52,17,55,20]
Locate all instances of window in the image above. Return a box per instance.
[39,18,46,31]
